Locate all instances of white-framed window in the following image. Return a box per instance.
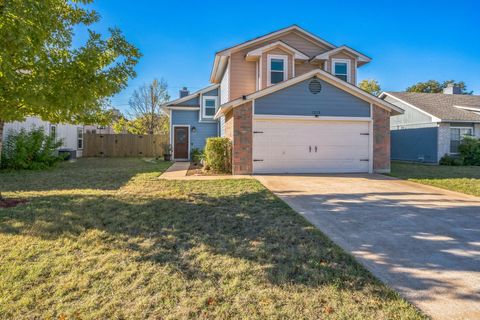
[332,59,351,82]
[450,127,473,154]
[267,54,288,86]
[77,127,84,150]
[50,125,57,140]
[202,96,218,118]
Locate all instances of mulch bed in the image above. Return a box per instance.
[0,198,28,208]
[186,163,222,176]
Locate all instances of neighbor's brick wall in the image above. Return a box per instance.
[373,105,391,173]
[232,102,253,174]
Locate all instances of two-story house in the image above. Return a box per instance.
[163,25,403,174]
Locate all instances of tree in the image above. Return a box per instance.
[406,80,472,94]
[127,79,170,135]
[0,0,141,165]
[359,79,382,96]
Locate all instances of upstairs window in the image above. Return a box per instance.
[202,96,218,118]
[332,59,351,82]
[450,127,473,154]
[268,55,287,86]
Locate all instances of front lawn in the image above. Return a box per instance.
[0,158,424,319]
[390,161,480,197]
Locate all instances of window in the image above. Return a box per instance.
[77,127,84,149]
[450,127,473,153]
[202,96,218,118]
[50,125,56,139]
[332,59,351,82]
[267,55,287,86]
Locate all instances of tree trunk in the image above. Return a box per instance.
[0,119,4,200]
[0,119,4,167]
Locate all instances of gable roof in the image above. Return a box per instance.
[246,40,310,61]
[311,45,371,66]
[380,92,480,123]
[161,84,219,109]
[210,25,337,83]
[214,68,403,119]
[216,25,336,56]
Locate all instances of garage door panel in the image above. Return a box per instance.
[253,119,371,174]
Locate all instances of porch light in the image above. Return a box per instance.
[191,126,197,133]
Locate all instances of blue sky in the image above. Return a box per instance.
[79,0,480,113]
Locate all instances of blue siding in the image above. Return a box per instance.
[255,78,371,117]
[171,110,218,155]
[204,88,218,97]
[172,96,199,107]
[391,127,438,163]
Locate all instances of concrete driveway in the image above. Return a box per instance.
[255,174,480,320]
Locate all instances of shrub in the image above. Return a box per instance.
[1,127,64,170]
[439,154,463,166]
[191,148,205,165]
[204,137,232,173]
[458,136,480,165]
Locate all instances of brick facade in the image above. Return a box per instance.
[231,102,253,174]
[373,105,391,173]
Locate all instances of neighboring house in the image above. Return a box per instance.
[3,116,85,158]
[380,86,480,163]
[163,25,403,174]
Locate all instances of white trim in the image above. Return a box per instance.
[215,69,404,119]
[202,95,219,119]
[267,54,288,86]
[253,114,372,122]
[312,45,371,63]
[168,106,200,111]
[246,41,309,60]
[454,105,480,112]
[331,58,351,83]
[379,92,442,122]
[172,124,191,161]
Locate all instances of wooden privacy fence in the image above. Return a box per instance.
[83,133,168,157]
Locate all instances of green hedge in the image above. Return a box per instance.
[458,137,480,165]
[1,127,64,170]
[204,137,232,173]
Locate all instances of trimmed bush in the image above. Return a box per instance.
[439,154,463,166]
[1,127,64,170]
[204,137,231,173]
[458,136,480,166]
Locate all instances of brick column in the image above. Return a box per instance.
[232,102,253,174]
[373,105,391,173]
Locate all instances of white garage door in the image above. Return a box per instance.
[252,119,371,174]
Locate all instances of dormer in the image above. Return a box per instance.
[245,41,309,90]
[310,45,371,85]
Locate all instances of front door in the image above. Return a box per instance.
[174,126,189,159]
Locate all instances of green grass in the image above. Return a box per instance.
[0,158,425,319]
[389,162,480,196]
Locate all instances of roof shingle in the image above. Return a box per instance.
[385,92,480,122]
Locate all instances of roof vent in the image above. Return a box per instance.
[308,79,322,94]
